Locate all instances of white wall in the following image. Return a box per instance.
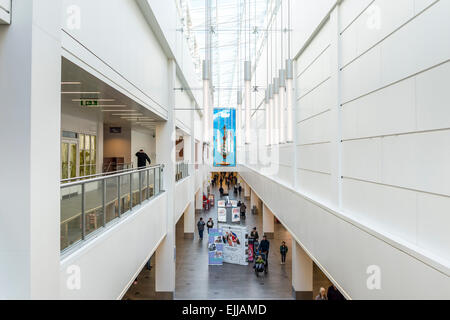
[175,176,192,224]
[60,193,167,300]
[242,0,450,299]
[131,129,156,167]
[61,0,169,118]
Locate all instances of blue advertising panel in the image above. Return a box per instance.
[208,228,224,266]
[213,108,236,167]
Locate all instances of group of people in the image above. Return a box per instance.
[196,217,216,240]
[315,285,346,301]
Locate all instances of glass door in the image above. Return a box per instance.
[61,141,78,180]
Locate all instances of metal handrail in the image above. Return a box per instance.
[175,161,190,182]
[60,164,165,253]
[61,164,159,184]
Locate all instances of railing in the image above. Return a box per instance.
[60,165,164,253]
[102,162,133,173]
[175,161,189,182]
[62,166,137,184]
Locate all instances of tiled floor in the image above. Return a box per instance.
[174,182,294,300]
[124,180,299,300]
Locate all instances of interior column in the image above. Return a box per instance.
[155,59,177,300]
[0,0,61,299]
[292,239,313,300]
[262,204,275,239]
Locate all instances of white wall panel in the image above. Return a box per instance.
[240,167,450,299]
[381,130,450,196]
[342,78,415,139]
[417,193,450,261]
[297,144,332,174]
[380,0,450,86]
[339,0,373,32]
[60,194,167,299]
[297,169,332,204]
[297,111,332,145]
[416,62,450,131]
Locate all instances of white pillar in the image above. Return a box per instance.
[155,59,177,299]
[262,204,275,239]
[250,189,259,214]
[0,0,61,299]
[183,203,195,239]
[244,182,250,199]
[195,189,203,210]
[329,4,342,208]
[184,99,196,239]
[292,240,313,300]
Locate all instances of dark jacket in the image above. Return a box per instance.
[250,231,259,241]
[259,240,270,253]
[136,151,151,168]
[197,220,205,231]
[327,286,345,301]
[280,245,288,255]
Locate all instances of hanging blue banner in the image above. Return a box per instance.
[213,108,236,167]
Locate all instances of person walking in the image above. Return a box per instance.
[197,218,206,240]
[250,227,259,242]
[135,149,151,168]
[259,235,270,272]
[280,241,288,264]
[206,218,214,234]
[240,202,247,219]
[315,287,328,300]
[238,185,242,197]
[327,285,345,301]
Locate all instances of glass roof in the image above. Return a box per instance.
[183,0,272,107]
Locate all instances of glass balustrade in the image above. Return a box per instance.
[175,161,190,182]
[60,165,164,253]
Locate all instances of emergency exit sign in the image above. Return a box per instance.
[80,100,99,106]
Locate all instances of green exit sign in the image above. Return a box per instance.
[80,100,99,106]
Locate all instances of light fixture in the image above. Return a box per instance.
[111,113,143,116]
[279,69,286,144]
[203,60,210,142]
[61,92,100,95]
[83,105,127,108]
[265,89,270,146]
[269,84,274,145]
[101,110,136,112]
[244,61,251,144]
[62,82,81,85]
[286,59,294,142]
[237,90,242,146]
[273,77,280,145]
[72,99,115,102]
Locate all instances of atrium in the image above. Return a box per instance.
[0,0,449,305]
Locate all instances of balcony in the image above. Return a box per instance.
[60,165,164,253]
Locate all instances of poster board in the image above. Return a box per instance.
[218,207,227,222]
[219,224,248,266]
[232,208,240,222]
[208,228,223,265]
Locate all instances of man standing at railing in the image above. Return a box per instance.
[136,149,151,168]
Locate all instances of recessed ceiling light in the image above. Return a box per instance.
[101,110,136,112]
[83,105,127,108]
[62,82,81,85]
[62,92,100,95]
[72,99,115,102]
